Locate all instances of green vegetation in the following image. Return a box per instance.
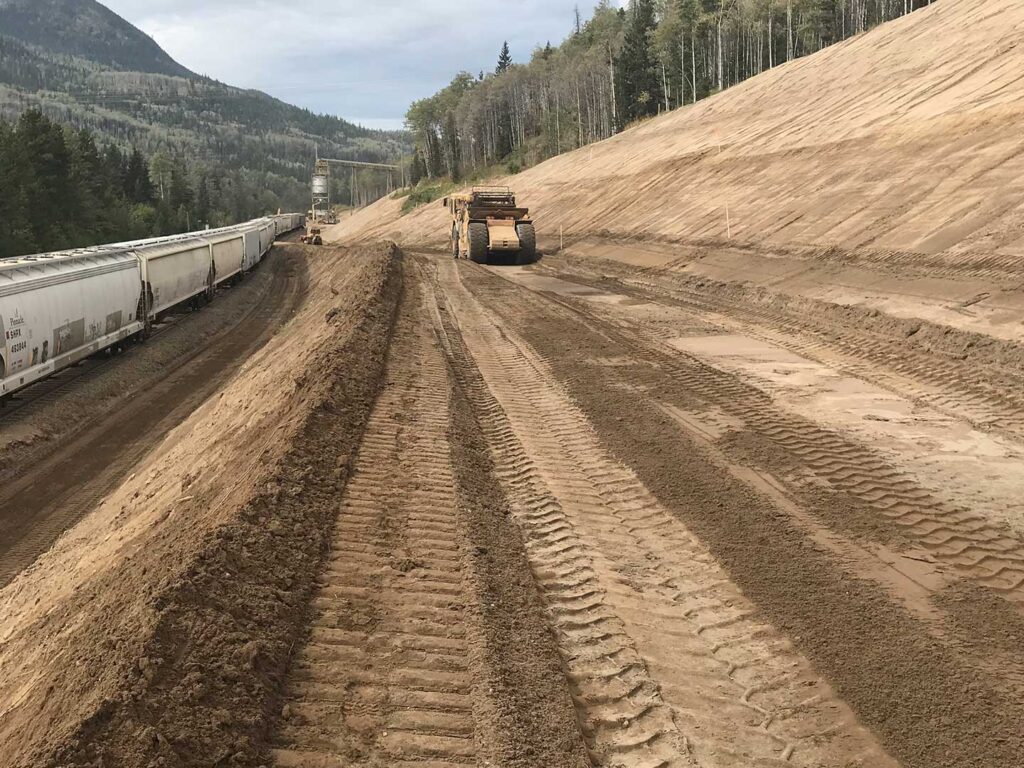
[0,111,280,258]
[400,179,458,215]
[0,0,412,227]
[406,0,931,180]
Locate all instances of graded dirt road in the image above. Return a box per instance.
[1,245,1023,768]
[262,248,1024,768]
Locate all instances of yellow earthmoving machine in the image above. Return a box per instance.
[301,227,323,245]
[444,187,536,265]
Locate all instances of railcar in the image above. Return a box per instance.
[0,215,303,402]
[133,238,214,319]
[240,227,262,273]
[257,220,276,261]
[206,231,246,286]
[0,250,145,397]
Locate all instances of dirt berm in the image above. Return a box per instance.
[0,243,401,767]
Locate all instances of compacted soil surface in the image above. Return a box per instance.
[2,242,1023,768]
[5,1,1024,766]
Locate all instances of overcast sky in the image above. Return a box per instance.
[100,0,626,131]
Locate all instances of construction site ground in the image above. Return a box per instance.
[3,1,1024,766]
[0,237,1021,768]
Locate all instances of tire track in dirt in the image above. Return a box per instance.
[550,259,1024,440]
[430,256,894,768]
[272,281,481,768]
[493,267,1024,599]
[273,263,588,768]
[453,258,1024,768]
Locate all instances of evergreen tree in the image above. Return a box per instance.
[125,148,154,204]
[409,149,427,186]
[17,110,73,251]
[0,111,296,258]
[196,173,212,227]
[0,121,34,256]
[616,0,662,124]
[496,41,513,74]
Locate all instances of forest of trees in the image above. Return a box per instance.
[0,32,411,230]
[406,0,934,179]
[0,110,289,259]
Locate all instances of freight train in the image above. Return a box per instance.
[0,213,305,403]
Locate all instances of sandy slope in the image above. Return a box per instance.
[335,0,1024,339]
[0,244,401,767]
[344,0,1024,255]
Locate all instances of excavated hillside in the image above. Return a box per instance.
[340,0,1024,338]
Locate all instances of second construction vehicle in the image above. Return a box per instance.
[444,187,536,265]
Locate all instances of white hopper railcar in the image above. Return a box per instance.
[0,213,302,401]
[257,220,276,261]
[0,249,145,397]
[206,231,246,286]
[133,238,214,318]
[240,226,262,273]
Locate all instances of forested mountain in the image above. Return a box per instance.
[0,0,190,77]
[407,0,932,179]
[0,0,411,217]
[0,111,202,257]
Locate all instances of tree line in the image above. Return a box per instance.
[0,110,291,259]
[406,0,934,180]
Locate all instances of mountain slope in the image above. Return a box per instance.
[0,0,190,77]
[0,0,410,207]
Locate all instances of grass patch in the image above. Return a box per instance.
[400,179,457,214]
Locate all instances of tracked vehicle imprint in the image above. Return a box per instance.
[430,257,896,768]
[273,286,483,768]
[482,266,1024,600]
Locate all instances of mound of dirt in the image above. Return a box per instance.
[0,243,402,767]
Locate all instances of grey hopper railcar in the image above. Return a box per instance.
[0,250,146,397]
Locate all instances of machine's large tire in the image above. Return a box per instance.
[516,222,537,264]
[468,222,489,264]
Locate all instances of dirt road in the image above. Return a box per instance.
[263,249,1024,768]
[2,243,1023,768]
